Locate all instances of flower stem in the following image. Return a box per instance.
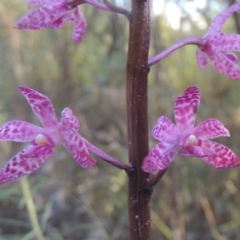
[20,177,45,240]
[71,0,130,17]
[145,169,167,188]
[148,36,204,67]
[83,138,133,173]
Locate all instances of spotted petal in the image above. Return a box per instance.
[209,51,240,80]
[174,86,200,132]
[59,119,95,168]
[18,86,58,129]
[181,146,206,158]
[211,34,240,52]
[60,107,80,131]
[72,8,87,43]
[61,131,96,168]
[152,116,179,143]
[0,144,53,185]
[28,0,65,8]
[15,5,70,30]
[201,140,239,168]
[206,3,240,40]
[224,53,239,63]
[193,119,229,140]
[0,121,44,142]
[196,49,207,70]
[142,142,180,172]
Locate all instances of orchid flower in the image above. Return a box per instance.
[14,0,129,43]
[14,0,87,43]
[148,3,240,80]
[142,86,239,172]
[0,86,127,185]
[196,3,240,80]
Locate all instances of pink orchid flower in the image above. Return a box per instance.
[14,0,87,43]
[0,86,96,184]
[142,86,239,172]
[149,3,240,80]
[196,3,240,80]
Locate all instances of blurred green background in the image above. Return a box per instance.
[0,0,240,239]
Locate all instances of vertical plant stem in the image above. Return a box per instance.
[126,0,151,239]
[21,177,45,240]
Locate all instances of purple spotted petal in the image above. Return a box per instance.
[209,51,240,80]
[59,123,95,168]
[152,116,180,143]
[15,4,71,30]
[193,119,229,140]
[18,86,58,129]
[24,143,54,157]
[142,142,180,172]
[174,86,200,132]
[62,11,75,22]
[206,3,240,40]
[63,133,96,168]
[211,34,240,52]
[201,140,239,168]
[224,53,239,63]
[0,120,43,142]
[28,0,65,8]
[196,49,207,70]
[0,144,53,185]
[181,146,206,158]
[72,8,87,43]
[141,155,159,172]
[60,107,80,131]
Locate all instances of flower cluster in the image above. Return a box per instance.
[142,86,239,172]
[0,2,240,188]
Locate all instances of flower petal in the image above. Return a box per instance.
[72,8,87,43]
[59,124,95,168]
[64,134,95,168]
[201,140,239,168]
[193,119,229,140]
[0,144,53,185]
[211,34,240,52]
[142,142,180,172]
[209,51,240,80]
[60,107,80,131]
[15,5,70,30]
[224,53,238,63]
[205,3,240,40]
[28,0,65,8]
[174,86,200,132]
[152,116,179,143]
[0,120,44,142]
[18,86,58,129]
[62,11,75,22]
[196,49,207,70]
[181,146,206,158]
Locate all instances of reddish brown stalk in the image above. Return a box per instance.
[126,0,151,239]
